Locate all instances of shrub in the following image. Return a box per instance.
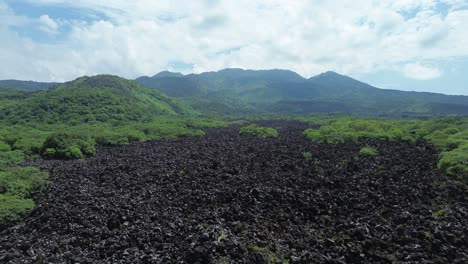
[12,138,45,158]
[0,167,48,197]
[0,167,48,229]
[41,132,96,160]
[303,151,313,159]
[359,146,379,157]
[239,124,278,138]
[438,144,468,184]
[422,119,457,133]
[303,119,409,144]
[318,126,351,143]
[0,141,10,151]
[443,127,461,135]
[0,176,7,194]
[186,119,228,128]
[0,194,35,229]
[410,128,429,139]
[303,128,323,143]
[125,131,146,143]
[424,129,465,150]
[64,145,84,159]
[140,121,206,140]
[95,132,129,146]
[0,150,25,169]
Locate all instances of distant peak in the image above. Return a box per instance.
[310,71,357,81]
[218,68,244,72]
[211,68,305,81]
[71,74,121,82]
[309,71,373,88]
[152,71,184,78]
[316,71,344,77]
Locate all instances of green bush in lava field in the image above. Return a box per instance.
[239,124,279,138]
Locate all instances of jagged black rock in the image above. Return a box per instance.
[0,121,467,263]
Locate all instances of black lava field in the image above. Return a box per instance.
[1,121,467,263]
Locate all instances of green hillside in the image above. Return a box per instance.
[0,80,57,91]
[0,75,196,125]
[0,89,32,110]
[136,69,468,116]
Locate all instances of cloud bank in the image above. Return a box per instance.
[0,0,467,85]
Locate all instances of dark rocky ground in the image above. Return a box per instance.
[0,121,467,263]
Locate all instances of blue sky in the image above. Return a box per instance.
[1,0,468,95]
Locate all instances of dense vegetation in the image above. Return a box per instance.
[0,75,195,124]
[302,116,468,183]
[0,136,49,228]
[0,167,48,229]
[4,69,468,116]
[41,133,97,160]
[136,69,468,116]
[0,80,57,91]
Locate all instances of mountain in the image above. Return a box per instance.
[2,69,467,119]
[136,69,308,114]
[309,71,370,87]
[135,71,184,88]
[153,71,184,78]
[0,80,58,91]
[136,69,468,115]
[0,75,195,124]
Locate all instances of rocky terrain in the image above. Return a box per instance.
[0,121,467,263]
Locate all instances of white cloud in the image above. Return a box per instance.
[0,0,467,82]
[38,14,59,33]
[404,63,442,80]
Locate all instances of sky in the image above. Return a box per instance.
[1,0,468,95]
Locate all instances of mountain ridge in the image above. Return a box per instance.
[2,69,468,116]
[2,68,466,97]
[0,80,58,91]
[134,68,468,115]
[137,68,467,97]
[152,71,184,78]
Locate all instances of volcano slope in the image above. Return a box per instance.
[1,121,467,263]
